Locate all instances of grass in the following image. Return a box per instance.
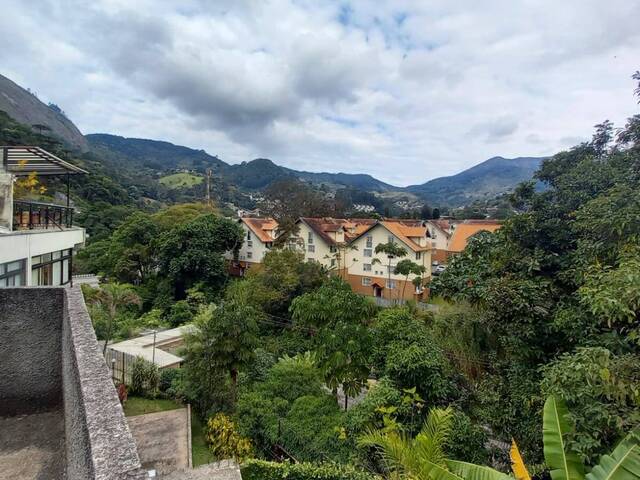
[159,172,203,189]
[123,396,182,417]
[191,414,215,467]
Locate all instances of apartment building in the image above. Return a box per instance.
[427,219,501,263]
[227,216,278,275]
[0,146,87,287]
[295,217,376,271]
[346,219,432,301]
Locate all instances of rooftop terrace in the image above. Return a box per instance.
[0,287,147,479]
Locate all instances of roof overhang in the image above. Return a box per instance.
[2,146,88,176]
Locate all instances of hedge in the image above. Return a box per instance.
[241,459,378,480]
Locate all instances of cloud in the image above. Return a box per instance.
[2,0,640,186]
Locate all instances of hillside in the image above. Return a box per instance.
[0,73,88,151]
[407,156,544,205]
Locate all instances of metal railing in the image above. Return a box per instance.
[12,200,74,230]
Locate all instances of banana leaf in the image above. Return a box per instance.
[543,396,585,480]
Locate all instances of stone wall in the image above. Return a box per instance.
[0,287,147,479]
[0,287,64,415]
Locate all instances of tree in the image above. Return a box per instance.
[108,212,160,283]
[90,283,141,354]
[291,278,376,406]
[158,214,244,299]
[260,179,332,245]
[421,204,433,220]
[373,242,407,301]
[187,301,260,403]
[432,208,440,219]
[358,407,463,480]
[394,258,426,300]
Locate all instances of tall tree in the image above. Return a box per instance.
[90,283,141,354]
[373,242,407,301]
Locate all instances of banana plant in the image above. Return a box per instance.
[513,396,640,480]
[359,395,640,480]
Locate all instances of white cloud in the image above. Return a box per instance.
[1,0,639,186]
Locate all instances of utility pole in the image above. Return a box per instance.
[205,169,212,206]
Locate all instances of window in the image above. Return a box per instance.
[247,251,253,259]
[386,280,396,289]
[415,252,421,260]
[363,263,372,272]
[362,277,372,286]
[247,240,253,248]
[388,235,395,244]
[331,258,336,267]
[247,230,252,240]
[329,246,337,253]
[308,232,313,244]
[363,248,372,257]
[365,236,373,248]
[308,244,315,253]
[0,259,26,287]
[266,242,272,249]
[31,249,72,286]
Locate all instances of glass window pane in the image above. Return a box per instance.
[52,251,61,260]
[31,255,41,265]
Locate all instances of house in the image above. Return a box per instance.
[345,219,432,301]
[106,325,194,384]
[446,220,501,254]
[0,146,87,287]
[426,219,452,263]
[294,217,376,271]
[227,216,278,275]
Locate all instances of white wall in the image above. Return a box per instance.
[0,227,85,285]
[232,222,272,263]
[348,224,431,284]
[296,221,336,269]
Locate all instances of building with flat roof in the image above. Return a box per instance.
[0,146,87,287]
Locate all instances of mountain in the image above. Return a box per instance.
[407,156,545,206]
[85,134,395,192]
[0,73,88,151]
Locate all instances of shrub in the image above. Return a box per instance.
[129,357,159,396]
[204,413,252,461]
[159,368,180,393]
[241,459,377,480]
[444,410,489,464]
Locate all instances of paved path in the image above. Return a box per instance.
[127,408,190,476]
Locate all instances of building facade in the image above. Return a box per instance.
[345,220,432,301]
[227,217,278,275]
[0,146,87,287]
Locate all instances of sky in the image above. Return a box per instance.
[2,0,639,186]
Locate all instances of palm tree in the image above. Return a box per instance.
[360,396,640,480]
[373,242,407,301]
[394,258,426,301]
[92,283,141,355]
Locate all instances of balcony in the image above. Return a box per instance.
[12,200,74,230]
[0,287,146,479]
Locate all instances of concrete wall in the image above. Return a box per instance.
[0,287,147,479]
[0,288,64,415]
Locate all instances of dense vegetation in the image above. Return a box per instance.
[3,70,640,480]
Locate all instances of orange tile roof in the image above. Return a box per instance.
[300,217,376,245]
[241,217,278,243]
[380,220,429,252]
[447,222,501,252]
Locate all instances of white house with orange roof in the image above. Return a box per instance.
[345,219,432,301]
[227,217,279,275]
[294,217,376,272]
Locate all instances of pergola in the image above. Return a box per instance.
[2,146,88,207]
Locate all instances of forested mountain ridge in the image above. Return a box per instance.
[406,156,545,205]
